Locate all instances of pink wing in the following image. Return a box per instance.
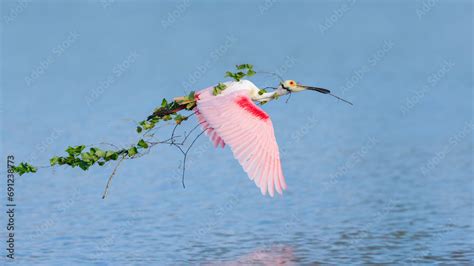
[196,90,287,196]
[196,110,225,148]
[195,89,226,148]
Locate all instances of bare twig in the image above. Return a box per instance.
[178,128,208,188]
[102,155,126,199]
[171,112,199,145]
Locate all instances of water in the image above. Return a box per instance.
[1,1,473,265]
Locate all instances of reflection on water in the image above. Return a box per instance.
[205,245,296,266]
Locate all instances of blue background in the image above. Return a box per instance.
[1,0,473,264]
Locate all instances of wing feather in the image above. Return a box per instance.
[196,110,225,148]
[260,151,271,195]
[274,157,283,194]
[196,90,286,196]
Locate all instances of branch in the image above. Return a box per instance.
[102,155,126,199]
[9,63,261,197]
[178,128,208,188]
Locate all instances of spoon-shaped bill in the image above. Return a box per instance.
[300,85,353,105]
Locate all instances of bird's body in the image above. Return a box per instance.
[195,80,288,197]
[196,80,288,102]
[193,79,350,197]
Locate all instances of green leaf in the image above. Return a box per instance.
[66,146,75,156]
[105,151,118,161]
[225,64,255,81]
[75,145,86,154]
[236,72,245,81]
[258,88,267,95]
[95,149,106,158]
[98,161,105,166]
[217,83,227,90]
[187,91,195,100]
[50,156,60,166]
[161,98,168,107]
[213,82,227,96]
[137,139,149,149]
[13,162,37,175]
[30,165,38,173]
[174,114,188,125]
[236,64,253,70]
[78,161,90,171]
[136,126,143,133]
[57,157,66,165]
[81,152,93,161]
[142,122,151,130]
[128,147,138,157]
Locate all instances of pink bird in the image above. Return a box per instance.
[194,79,351,197]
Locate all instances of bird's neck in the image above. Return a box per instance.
[253,87,289,102]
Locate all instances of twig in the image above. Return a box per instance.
[170,123,180,144]
[102,155,126,199]
[179,128,208,188]
[285,92,292,103]
[98,142,121,149]
[171,112,199,145]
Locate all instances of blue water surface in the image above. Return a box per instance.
[1,0,473,265]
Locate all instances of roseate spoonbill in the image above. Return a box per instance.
[195,80,351,197]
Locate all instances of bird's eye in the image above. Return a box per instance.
[289,81,295,86]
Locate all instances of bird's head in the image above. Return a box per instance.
[280,80,331,94]
[279,80,353,105]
